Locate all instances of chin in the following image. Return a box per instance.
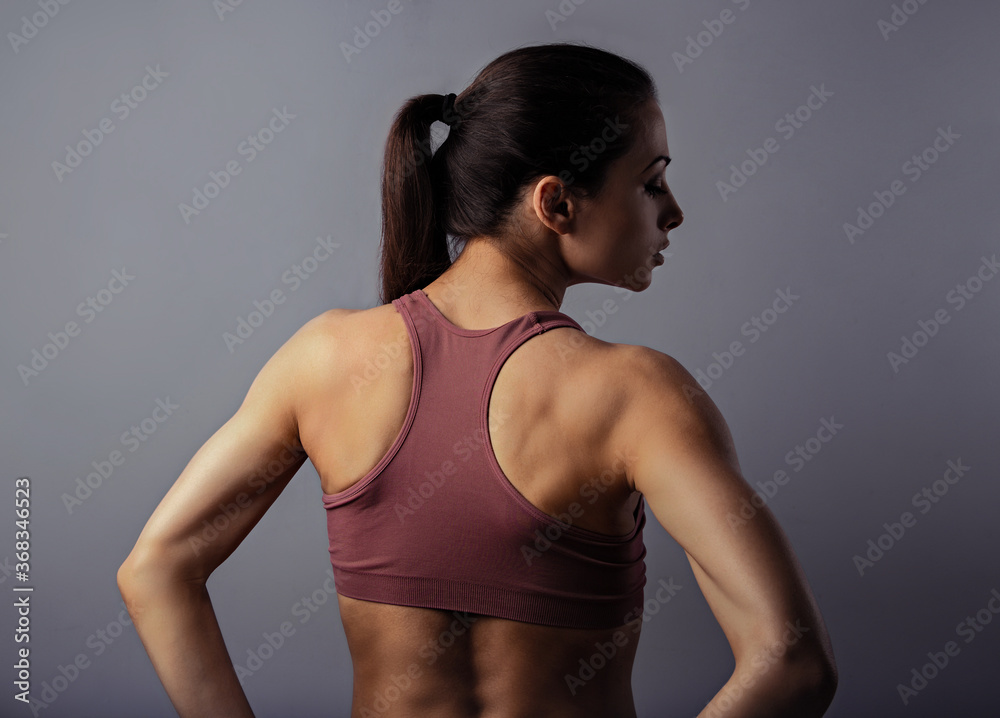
[628,255,658,280]
[611,267,653,293]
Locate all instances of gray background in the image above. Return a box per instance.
[2,0,998,716]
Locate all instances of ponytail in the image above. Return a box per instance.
[378,93,454,305]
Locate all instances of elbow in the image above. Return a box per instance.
[801,652,838,713]
[116,542,210,599]
[116,554,142,598]
[117,541,154,593]
[743,630,837,716]
[785,645,838,715]
[116,555,163,624]
[115,544,176,597]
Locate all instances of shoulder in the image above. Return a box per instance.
[280,305,377,358]
[608,344,708,405]
[252,306,376,407]
[296,306,365,336]
[575,341,699,406]
[266,307,356,370]
[597,343,741,491]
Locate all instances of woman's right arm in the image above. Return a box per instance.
[115,311,343,716]
[615,346,837,717]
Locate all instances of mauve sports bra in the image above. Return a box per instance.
[321,288,647,629]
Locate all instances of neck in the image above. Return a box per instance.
[422,237,570,327]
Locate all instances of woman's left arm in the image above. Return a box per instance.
[116,312,339,717]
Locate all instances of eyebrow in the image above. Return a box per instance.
[642,155,671,173]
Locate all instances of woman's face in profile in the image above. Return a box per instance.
[562,99,684,291]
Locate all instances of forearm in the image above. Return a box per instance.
[118,567,255,718]
[696,654,835,718]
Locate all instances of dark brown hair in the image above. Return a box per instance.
[378,41,657,305]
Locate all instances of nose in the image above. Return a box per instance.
[660,189,683,232]
[662,209,683,234]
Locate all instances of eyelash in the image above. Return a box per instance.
[644,183,667,197]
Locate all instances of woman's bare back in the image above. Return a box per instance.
[297,290,648,717]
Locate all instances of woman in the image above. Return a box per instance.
[117,42,837,717]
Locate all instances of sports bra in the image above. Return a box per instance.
[321,288,647,629]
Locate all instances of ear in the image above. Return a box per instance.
[531,176,577,234]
